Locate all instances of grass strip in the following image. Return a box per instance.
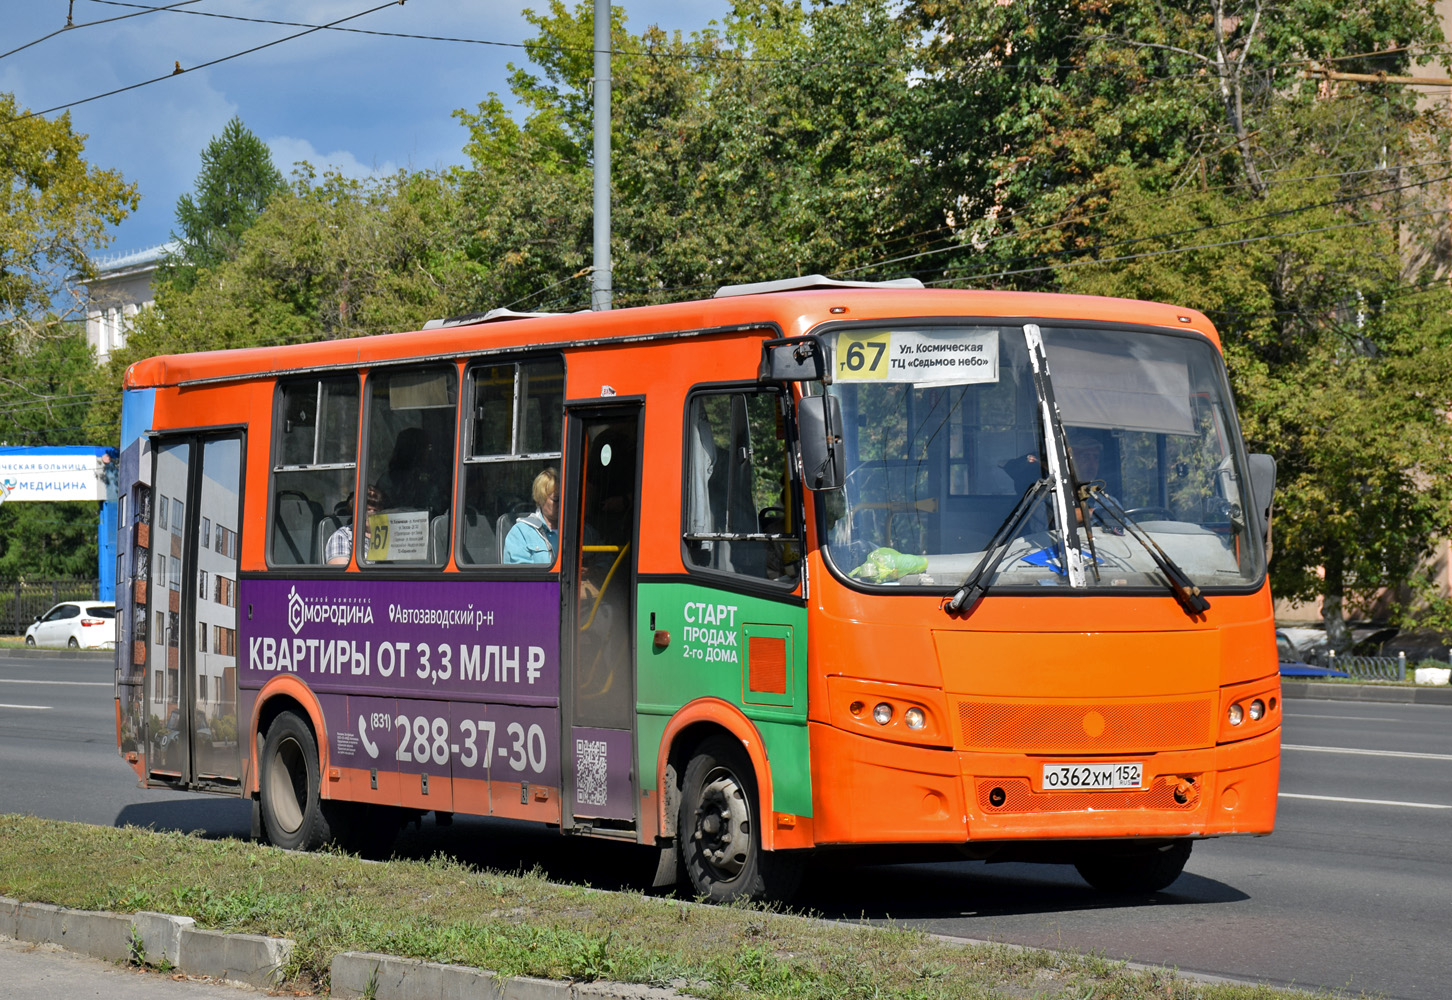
[0,815,1345,999]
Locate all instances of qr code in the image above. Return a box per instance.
[576,738,608,806]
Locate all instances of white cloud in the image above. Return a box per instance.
[265,136,399,181]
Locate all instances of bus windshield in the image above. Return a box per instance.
[820,323,1264,593]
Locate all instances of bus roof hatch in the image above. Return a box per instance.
[714,274,925,298]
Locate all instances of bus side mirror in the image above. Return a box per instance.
[760,337,826,382]
[797,395,845,490]
[1247,453,1275,541]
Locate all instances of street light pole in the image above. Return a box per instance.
[591,0,612,311]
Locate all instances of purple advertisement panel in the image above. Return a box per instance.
[571,727,634,821]
[240,578,560,705]
[327,695,561,789]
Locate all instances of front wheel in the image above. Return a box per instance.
[678,735,802,904]
[259,711,333,851]
[1074,839,1192,893]
[24,635,35,647]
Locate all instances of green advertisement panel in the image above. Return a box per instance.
[636,582,811,817]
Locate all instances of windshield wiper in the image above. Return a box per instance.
[1084,485,1211,616]
[945,478,1051,616]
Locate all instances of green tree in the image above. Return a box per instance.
[0,93,133,584]
[0,92,137,337]
[452,0,935,310]
[162,116,286,290]
[907,0,1452,647]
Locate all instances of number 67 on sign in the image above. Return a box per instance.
[836,330,890,380]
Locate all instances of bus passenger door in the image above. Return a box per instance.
[561,405,640,833]
[142,434,245,792]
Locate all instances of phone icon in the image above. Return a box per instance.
[358,714,379,758]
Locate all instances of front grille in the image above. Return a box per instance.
[955,697,1215,753]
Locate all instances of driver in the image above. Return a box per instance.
[1067,428,1122,530]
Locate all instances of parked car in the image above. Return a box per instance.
[24,601,117,649]
[1277,629,1349,678]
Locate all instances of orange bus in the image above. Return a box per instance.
[113,276,1280,901]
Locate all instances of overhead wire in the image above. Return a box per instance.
[0,0,203,62]
[2,0,407,126]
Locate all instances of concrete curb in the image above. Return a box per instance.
[0,896,289,989]
[1280,679,1452,705]
[330,951,682,999]
[0,897,681,998]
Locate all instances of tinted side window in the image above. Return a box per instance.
[269,375,359,566]
[684,388,800,585]
[361,365,458,567]
[458,359,564,566]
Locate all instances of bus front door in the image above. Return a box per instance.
[561,406,640,834]
[142,434,244,792]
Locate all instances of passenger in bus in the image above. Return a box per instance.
[325,484,383,565]
[503,467,559,564]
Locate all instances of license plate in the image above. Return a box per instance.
[1042,762,1142,790]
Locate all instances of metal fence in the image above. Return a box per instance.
[0,578,101,636]
[1327,650,1408,681]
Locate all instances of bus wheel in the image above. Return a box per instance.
[679,736,801,904]
[259,711,332,851]
[1074,839,1192,893]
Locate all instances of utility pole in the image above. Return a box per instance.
[591,0,612,310]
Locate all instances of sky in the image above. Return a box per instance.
[2,0,731,260]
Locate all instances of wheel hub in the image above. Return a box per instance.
[693,768,751,879]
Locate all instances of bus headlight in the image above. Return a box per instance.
[1248,699,1265,721]
[873,703,893,725]
[1228,702,1244,726]
[904,707,926,730]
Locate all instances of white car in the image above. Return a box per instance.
[25,601,117,650]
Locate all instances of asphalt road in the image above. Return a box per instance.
[2,648,1449,998]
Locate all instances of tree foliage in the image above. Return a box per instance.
[452,0,931,310]
[0,92,137,335]
[162,116,287,290]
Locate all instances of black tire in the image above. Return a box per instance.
[678,735,802,904]
[259,711,333,850]
[1074,839,1192,893]
[24,635,34,647]
[67,636,80,649]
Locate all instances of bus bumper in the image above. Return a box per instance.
[808,722,1278,845]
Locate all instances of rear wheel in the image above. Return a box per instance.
[678,735,802,904]
[1074,839,1192,893]
[259,711,332,850]
[67,636,79,649]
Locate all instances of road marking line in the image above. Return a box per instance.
[1282,743,1452,762]
[0,679,111,687]
[0,703,51,710]
[1280,792,1451,810]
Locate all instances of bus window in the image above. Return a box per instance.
[269,375,358,566]
[458,359,564,566]
[361,365,458,567]
[684,387,800,585]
